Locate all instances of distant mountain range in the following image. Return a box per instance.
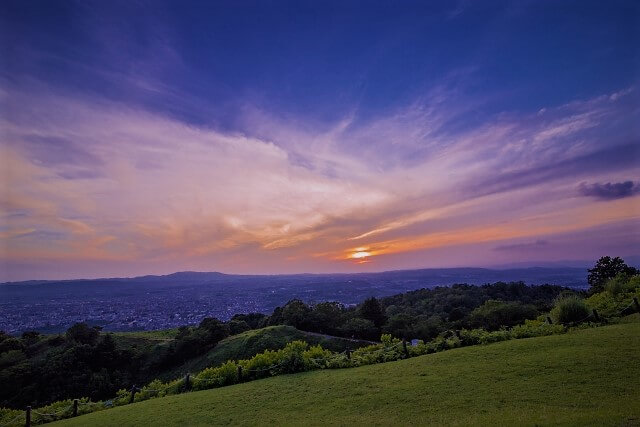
[1,266,591,287]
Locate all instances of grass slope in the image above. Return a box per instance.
[159,326,372,380]
[56,322,640,426]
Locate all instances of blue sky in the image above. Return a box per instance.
[1,0,639,280]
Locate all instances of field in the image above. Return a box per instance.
[54,319,640,426]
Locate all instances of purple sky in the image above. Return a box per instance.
[1,1,639,281]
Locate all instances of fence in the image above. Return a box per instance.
[2,297,639,427]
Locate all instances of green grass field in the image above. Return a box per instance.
[54,321,640,426]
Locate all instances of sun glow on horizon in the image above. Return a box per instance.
[351,251,371,259]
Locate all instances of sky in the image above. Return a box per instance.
[0,0,639,281]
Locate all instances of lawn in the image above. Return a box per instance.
[55,321,640,426]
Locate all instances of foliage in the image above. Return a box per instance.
[5,311,637,425]
[605,273,639,296]
[550,295,590,324]
[46,322,640,427]
[510,319,564,338]
[468,300,538,331]
[65,323,100,345]
[0,281,572,410]
[587,256,638,294]
[339,318,378,341]
[359,297,387,328]
[586,274,640,318]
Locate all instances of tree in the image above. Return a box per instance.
[65,322,99,345]
[359,297,387,327]
[281,299,312,330]
[588,256,639,294]
[309,302,344,334]
[383,314,414,339]
[468,300,538,331]
[339,318,378,341]
[198,317,230,344]
[231,313,267,329]
[228,319,250,335]
[21,331,41,346]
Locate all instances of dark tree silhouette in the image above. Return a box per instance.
[587,256,638,294]
[359,297,387,327]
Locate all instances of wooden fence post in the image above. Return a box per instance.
[129,385,137,404]
[237,366,243,382]
[402,338,409,358]
[592,309,600,322]
[73,399,78,417]
[25,406,31,427]
[184,373,191,391]
[346,349,351,360]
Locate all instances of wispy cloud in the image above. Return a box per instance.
[494,240,548,252]
[1,79,638,279]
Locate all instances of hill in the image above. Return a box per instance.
[54,320,640,426]
[0,324,367,409]
[155,325,372,380]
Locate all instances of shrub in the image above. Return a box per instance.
[239,348,280,379]
[605,274,630,295]
[276,341,308,374]
[303,345,332,369]
[458,328,511,345]
[605,274,640,295]
[113,389,131,406]
[216,361,240,386]
[550,295,590,324]
[0,407,23,426]
[585,278,640,318]
[135,379,166,402]
[510,319,564,338]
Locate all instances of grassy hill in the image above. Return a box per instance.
[157,325,372,380]
[55,320,640,426]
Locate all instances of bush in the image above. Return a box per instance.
[135,379,166,402]
[276,341,308,374]
[605,274,640,296]
[303,345,332,369]
[550,295,590,324]
[586,277,640,319]
[510,319,564,339]
[458,328,511,345]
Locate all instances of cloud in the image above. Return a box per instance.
[1,79,639,280]
[578,181,640,200]
[494,240,548,252]
[467,143,639,198]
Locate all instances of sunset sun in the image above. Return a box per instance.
[351,251,371,259]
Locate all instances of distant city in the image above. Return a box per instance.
[1,267,588,335]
